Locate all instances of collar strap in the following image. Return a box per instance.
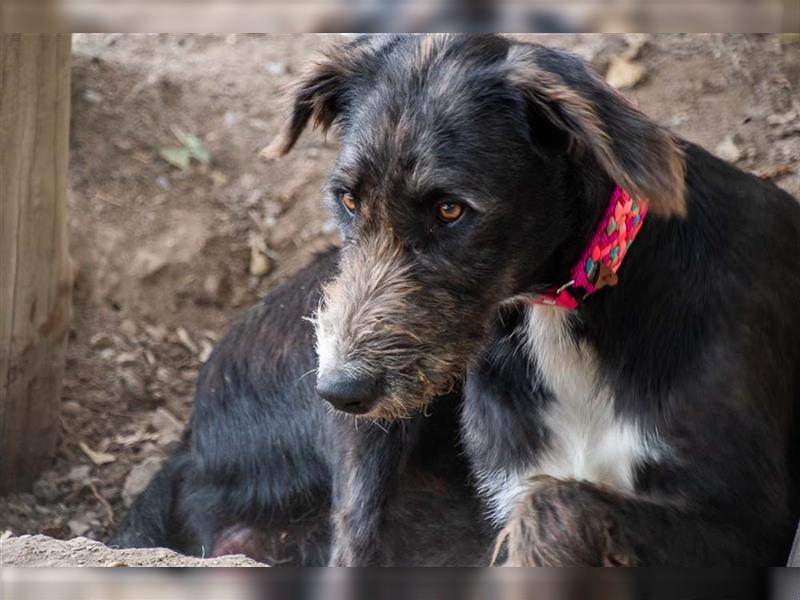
[532,186,648,309]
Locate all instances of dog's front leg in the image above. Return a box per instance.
[497,476,640,566]
[328,416,413,566]
[496,475,771,567]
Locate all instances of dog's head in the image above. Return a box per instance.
[266,34,685,419]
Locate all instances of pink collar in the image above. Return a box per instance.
[532,186,648,309]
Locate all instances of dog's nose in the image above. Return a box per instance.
[316,371,381,414]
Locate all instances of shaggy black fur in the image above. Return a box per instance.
[115,34,800,566]
[112,249,490,565]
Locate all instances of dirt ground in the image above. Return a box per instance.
[0,535,264,567]
[1,34,799,566]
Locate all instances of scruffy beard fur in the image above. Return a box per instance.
[312,231,479,421]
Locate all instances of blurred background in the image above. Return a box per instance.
[2,565,799,598]
[0,34,798,575]
[2,0,799,32]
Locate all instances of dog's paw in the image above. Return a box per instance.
[494,476,636,567]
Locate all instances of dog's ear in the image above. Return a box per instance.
[260,38,376,160]
[505,43,686,218]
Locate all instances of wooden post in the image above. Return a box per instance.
[0,34,72,493]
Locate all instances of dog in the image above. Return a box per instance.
[112,248,490,565]
[116,34,800,566]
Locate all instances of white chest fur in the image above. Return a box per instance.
[481,305,661,524]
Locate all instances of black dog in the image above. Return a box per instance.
[116,34,800,566]
[112,248,489,565]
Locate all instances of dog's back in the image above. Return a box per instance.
[687,141,800,534]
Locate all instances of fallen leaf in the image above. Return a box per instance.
[118,369,147,403]
[714,135,742,163]
[248,232,272,277]
[122,458,164,507]
[89,332,114,350]
[210,170,228,186]
[249,248,271,277]
[115,351,140,368]
[172,127,211,164]
[67,465,92,483]
[175,327,198,354]
[150,407,182,434]
[143,323,168,343]
[144,349,157,366]
[606,56,645,90]
[79,441,116,466]
[766,109,798,127]
[159,147,191,170]
[198,339,214,363]
[114,431,159,446]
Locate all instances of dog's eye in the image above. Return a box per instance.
[436,201,464,224]
[340,191,357,214]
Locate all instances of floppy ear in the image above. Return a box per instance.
[260,39,375,160]
[505,43,687,218]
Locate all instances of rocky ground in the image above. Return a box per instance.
[0,34,798,567]
[0,535,264,567]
